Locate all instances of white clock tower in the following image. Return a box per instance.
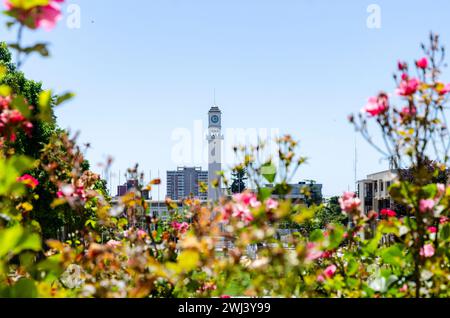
[207,105,223,201]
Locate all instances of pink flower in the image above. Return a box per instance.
[4,0,64,31]
[380,209,397,218]
[362,95,388,117]
[396,77,420,96]
[233,191,261,208]
[338,191,361,214]
[416,57,428,69]
[220,295,231,298]
[399,284,408,293]
[0,96,12,110]
[233,204,254,223]
[171,221,189,234]
[398,61,407,71]
[427,226,437,234]
[306,242,323,261]
[17,174,39,189]
[437,183,446,197]
[137,229,148,239]
[249,196,262,208]
[400,106,417,118]
[420,244,435,258]
[440,216,449,225]
[324,265,337,278]
[419,199,435,213]
[265,198,279,210]
[316,274,325,283]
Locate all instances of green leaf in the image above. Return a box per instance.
[38,89,52,122]
[328,224,345,249]
[0,155,33,196]
[379,244,404,267]
[422,184,437,199]
[0,64,6,80]
[261,162,277,183]
[0,224,41,259]
[55,92,75,106]
[309,229,324,242]
[9,278,38,298]
[11,95,30,118]
[347,257,358,276]
[440,223,450,242]
[258,187,273,201]
[362,232,382,255]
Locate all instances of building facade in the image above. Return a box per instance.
[265,181,323,205]
[207,105,223,201]
[356,170,397,214]
[166,167,208,201]
[116,179,149,199]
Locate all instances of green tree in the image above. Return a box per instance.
[230,167,247,194]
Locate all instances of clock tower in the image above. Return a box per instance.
[207,105,223,201]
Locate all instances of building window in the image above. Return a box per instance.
[380,180,384,192]
[374,181,378,192]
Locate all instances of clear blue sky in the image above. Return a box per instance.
[2,0,450,198]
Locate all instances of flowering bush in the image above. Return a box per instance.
[1,3,450,298]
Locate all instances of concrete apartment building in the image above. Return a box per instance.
[356,170,398,214]
[166,167,208,201]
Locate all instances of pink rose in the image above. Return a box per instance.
[396,77,420,96]
[420,244,435,258]
[419,199,435,213]
[427,226,437,234]
[416,57,428,69]
[380,209,396,218]
[306,242,323,261]
[399,284,408,293]
[324,265,337,278]
[400,106,417,118]
[362,94,389,117]
[265,198,279,210]
[339,192,361,214]
[316,274,325,283]
[137,229,148,239]
[4,0,64,31]
[171,221,189,234]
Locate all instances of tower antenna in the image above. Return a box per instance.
[354,133,358,191]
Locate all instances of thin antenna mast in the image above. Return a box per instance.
[354,134,358,191]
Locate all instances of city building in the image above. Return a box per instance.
[116,179,150,200]
[356,170,397,214]
[166,167,208,201]
[207,105,223,201]
[149,200,184,222]
[265,181,323,205]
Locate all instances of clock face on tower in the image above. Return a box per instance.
[210,115,220,125]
